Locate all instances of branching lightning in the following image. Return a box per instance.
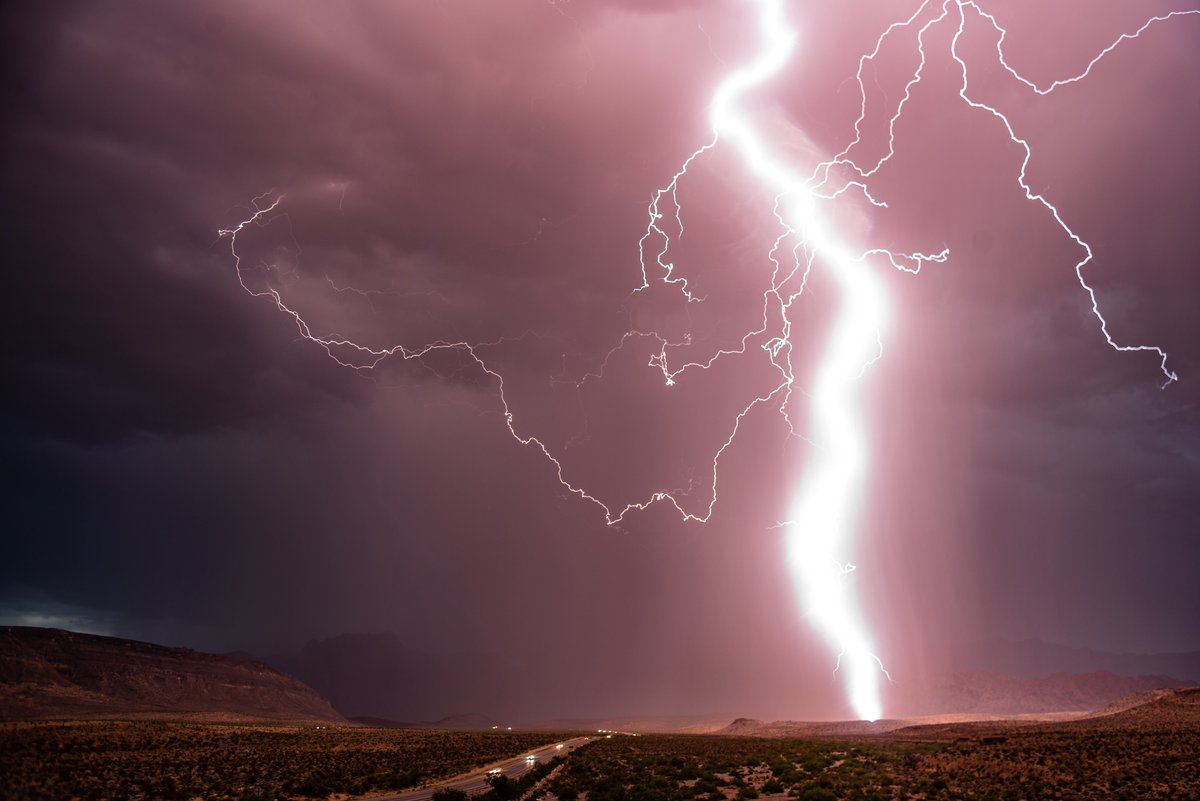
[219,2,1193,720]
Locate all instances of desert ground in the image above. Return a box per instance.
[3,687,1198,801]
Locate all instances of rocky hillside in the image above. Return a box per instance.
[0,627,345,723]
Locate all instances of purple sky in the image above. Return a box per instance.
[2,1,1198,721]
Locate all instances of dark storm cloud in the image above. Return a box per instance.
[2,0,804,714]
[2,0,1198,722]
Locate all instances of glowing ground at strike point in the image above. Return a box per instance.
[221,1,1191,722]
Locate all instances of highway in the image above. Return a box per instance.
[369,736,594,801]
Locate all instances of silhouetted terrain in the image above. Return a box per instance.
[261,632,520,722]
[0,627,344,722]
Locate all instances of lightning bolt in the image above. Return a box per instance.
[643,0,906,724]
[950,2,1189,388]
[219,2,1192,721]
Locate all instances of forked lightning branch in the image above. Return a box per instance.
[220,1,1192,720]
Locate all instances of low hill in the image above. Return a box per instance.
[881,686,1200,741]
[0,627,345,723]
[717,672,1198,738]
[720,716,910,737]
[899,670,1194,716]
[1059,686,1200,732]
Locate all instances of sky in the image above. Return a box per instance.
[2,0,1198,722]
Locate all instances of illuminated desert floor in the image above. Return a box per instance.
[3,688,1198,801]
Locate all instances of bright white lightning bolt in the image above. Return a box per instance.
[219,2,1193,722]
[675,0,896,723]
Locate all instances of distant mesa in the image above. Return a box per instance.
[0,626,345,723]
[722,717,766,735]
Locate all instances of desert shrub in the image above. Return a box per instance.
[434,789,470,801]
[0,722,574,801]
[795,787,837,801]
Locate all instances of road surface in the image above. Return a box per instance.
[369,736,594,801]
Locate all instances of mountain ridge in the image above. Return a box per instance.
[0,626,345,723]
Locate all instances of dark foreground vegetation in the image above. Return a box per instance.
[3,716,1199,801]
[547,729,1200,801]
[435,757,562,801]
[0,721,565,801]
